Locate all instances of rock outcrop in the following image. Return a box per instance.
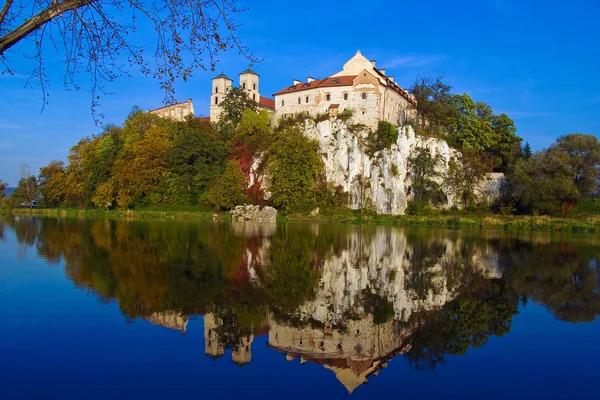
[231,205,277,222]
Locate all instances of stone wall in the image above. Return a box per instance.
[149,99,194,121]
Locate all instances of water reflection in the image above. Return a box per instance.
[2,215,600,393]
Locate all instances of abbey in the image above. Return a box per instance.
[273,50,416,128]
[150,51,415,128]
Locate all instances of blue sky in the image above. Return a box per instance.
[1,0,599,185]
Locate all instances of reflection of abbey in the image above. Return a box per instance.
[144,227,504,394]
[149,51,416,129]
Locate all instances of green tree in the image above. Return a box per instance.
[366,120,399,155]
[408,147,446,207]
[409,75,457,134]
[446,151,490,209]
[208,159,248,210]
[38,160,66,207]
[550,133,600,198]
[522,142,532,159]
[0,180,7,198]
[160,119,228,204]
[508,148,580,215]
[215,87,258,141]
[267,128,324,211]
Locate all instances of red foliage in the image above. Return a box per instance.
[229,138,266,205]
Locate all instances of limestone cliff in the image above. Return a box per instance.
[255,120,504,215]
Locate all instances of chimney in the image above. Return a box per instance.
[388,76,394,83]
[370,60,376,67]
[379,69,386,76]
[293,79,301,85]
[307,77,314,83]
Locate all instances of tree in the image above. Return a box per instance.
[550,133,600,198]
[267,127,323,211]
[522,142,532,159]
[408,147,446,207]
[446,151,490,209]
[39,160,66,207]
[0,0,255,120]
[409,75,457,134]
[215,87,258,138]
[207,159,248,210]
[508,148,580,215]
[0,180,7,198]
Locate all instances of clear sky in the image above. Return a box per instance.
[1,0,599,185]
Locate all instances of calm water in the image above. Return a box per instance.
[1,216,599,399]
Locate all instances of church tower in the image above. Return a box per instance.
[239,68,260,104]
[210,72,233,122]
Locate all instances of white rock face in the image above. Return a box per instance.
[300,120,462,214]
[252,120,504,215]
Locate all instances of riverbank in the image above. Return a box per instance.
[4,206,600,233]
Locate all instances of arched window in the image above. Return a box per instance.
[215,97,219,105]
[253,93,256,101]
[243,82,246,89]
[215,87,219,93]
[253,83,256,90]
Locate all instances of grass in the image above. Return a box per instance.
[4,205,600,233]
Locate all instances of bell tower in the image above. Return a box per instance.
[210,72,233,122]
[239,68,260,104]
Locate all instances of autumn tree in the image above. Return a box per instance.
[215,87,258,141]
[0,0,255,120]
[207,159,248,210]
[38,160,66,207]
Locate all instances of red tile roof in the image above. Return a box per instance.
[273,76,356,96]
[373,68,417,105]
[259,96,275,110]
[198,116,210,122]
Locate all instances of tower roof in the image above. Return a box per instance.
[213,72,232,81]
[239,68,259,77]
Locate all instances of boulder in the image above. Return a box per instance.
[231,205,278,222]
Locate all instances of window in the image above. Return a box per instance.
[305,96,309,103]
[215,96,218,105]
[281,100,285,107]
[343,93,348,100]
[326,93,331,101]
[303,83,310,88]
[331,79,340,84]
[362,92,367,99]
[298,97,301,104]
[215,87,219,93]
[306,111,309,116]
[253,93,256,101]
[253,83,256,90]
[243,82,246,89]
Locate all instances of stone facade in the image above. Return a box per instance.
[273,51,416,129]
[148,99,195,121]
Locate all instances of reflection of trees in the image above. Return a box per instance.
[4,217,600,372]
[502,240,600,323]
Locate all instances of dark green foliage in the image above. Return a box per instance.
[364,120,399,156]
[161,119,228,204]
[522,142,532,159]
[508,149,579,215]
[0,180,7,198]
[550,133,600,198]
[446,151,491,209]
[267,127,324,211]
[507,134,600,215]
